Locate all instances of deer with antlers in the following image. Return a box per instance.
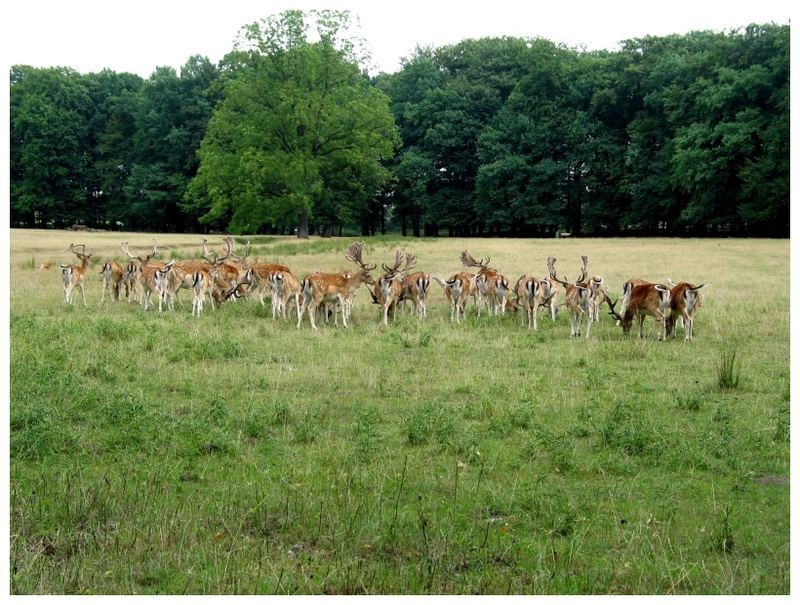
[371,250,418,325]
[664,280,705,340]
[296,242,376,330]
[607,280,672,340]
[432,271,476,323]
[59,244,95,306]
[549,256,596,338]
[120,240,165,311]
[460,250,510,316]
[99,259,125,303]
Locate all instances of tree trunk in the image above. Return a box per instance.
[297,209,309,239]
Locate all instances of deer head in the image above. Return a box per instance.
[121,240,158,266]
[461,250,491,270]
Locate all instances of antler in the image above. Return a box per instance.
[578,256,589,283]
[606,297,622,321]
[121,240,156,264]
[461,250,489,269]
[218,236,233,263]
[201,238,217,264]
[346,242,376,272]
[403,252,417,273]
[382,249,404,274]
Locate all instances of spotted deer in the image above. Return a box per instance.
[60,244,95,306]
[120,240,165,311]
[461,250,510,316]
[549,256,595,338]
[297,242,376,330]
[372,250,417,325]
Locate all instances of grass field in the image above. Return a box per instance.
[9,230,790,594]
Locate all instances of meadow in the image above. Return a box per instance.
[9,230,790,594]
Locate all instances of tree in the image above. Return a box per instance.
[186,10,399,237]
[10,66,93,227]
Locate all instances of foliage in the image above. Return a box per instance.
[9,21,789,237]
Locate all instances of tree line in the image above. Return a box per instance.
[9,10,789,237]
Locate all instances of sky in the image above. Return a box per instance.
[1,0,793,78]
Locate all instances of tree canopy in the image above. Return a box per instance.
[9,17,789,237]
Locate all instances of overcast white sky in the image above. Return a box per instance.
[1,0,793,77]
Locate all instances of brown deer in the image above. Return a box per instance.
[99,259,125,303]
[268,269,302,320]
[404,270,431,318]
[120,240,164,311]
[297,242,376,330]
[607,281,672,340]
[432,271,476,323]
[60,244,95,306]
[461,250,510,316]
[549,256,595,338]
[513,274,553,331]
[665,281,705,340]
[372,250,417,325]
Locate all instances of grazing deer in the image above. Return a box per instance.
[99,259,125,303]
[514,274,553,331]
[120,240,164,311]
[372,250,417,325]
[461,250,510,316]
[549,256,594,338]
[664,281,705,340]
[607,281,672,340]
[432,271,476,323]
[297,242,376,330]
[60,244,94,306]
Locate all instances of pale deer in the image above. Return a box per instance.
[432,271,476,323]
[190,269,217,317]
[549,256,594,338]
[297,242,376,330]
[59,244,94,306]
[120,240,164,311]
[664,281,705,341]
[607,281,672,340]
[461,250,510,316]
[99,260,125,303]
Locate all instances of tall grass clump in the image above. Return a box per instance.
[716,347,741,390]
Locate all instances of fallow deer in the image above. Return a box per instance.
[607,281,672,340]
[296,242,376,330]
[372,250,417,325]
[99,259,125,303]
[549,256,594,338]
[664,281,705,341]
[432,271,476,323]
[404,270,431,318]
[60,244,94,306]
[120,240,164,311]
[461,250,510,316]
[513,273,553,331]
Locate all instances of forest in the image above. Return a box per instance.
[9,11,789,237]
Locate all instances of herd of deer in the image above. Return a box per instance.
[57,239,706,340]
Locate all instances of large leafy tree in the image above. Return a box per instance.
[10,66,93,227]
[186,10,399,237]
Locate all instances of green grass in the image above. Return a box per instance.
[9,231,790,594]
